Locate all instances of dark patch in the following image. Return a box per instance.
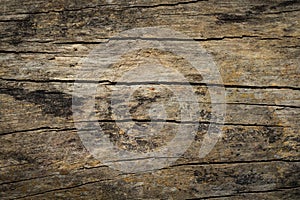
[217,4,272,24]
[279,164,300,187]
[0,86,83,117]
[197,123,209,132]
[290,136,300,143]
[235,173,262,185]
[99,119,169,153]
[128,96,157,115]
[268,132,280,143]
[128,89,169,116]
[100,183,128,200]
[262,127,283,144]
[194,87,208,96]
[186,74,203,82]
[7,15,36,45]
[217,13,252,24]
[136,139,149,146]
[194,170,201,176]
[193,168,218,184]
[271,0,300,9]
[250,5,268,13]
[1,151,35,164]
[194,170,207,183]
[199,109,211,120]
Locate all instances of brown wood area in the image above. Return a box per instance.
[0,0,299,199]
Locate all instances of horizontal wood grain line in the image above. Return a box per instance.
[1,78,300,90]
[2,0,208,16]
[1,160,298,186]
[0,121,286,136]
[0,127,76,136]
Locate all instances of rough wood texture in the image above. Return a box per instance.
[0,0,299,199]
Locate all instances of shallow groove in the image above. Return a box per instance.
[0,127,76,136]
[0,119,287,137]
[128,0,207,9]
[1,78,299,90]
[1,35,290,47]
[168,159,300,168]
[8,0,206,16]
[95,119,285,128]
[0,50,60,54]
[0,174,57,186]
[226,102,300,109]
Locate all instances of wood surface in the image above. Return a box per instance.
[0,0,299,199]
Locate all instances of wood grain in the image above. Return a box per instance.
[0,0,299,199]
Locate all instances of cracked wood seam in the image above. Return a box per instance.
[0,0,300,199]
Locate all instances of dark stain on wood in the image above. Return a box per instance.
[0,86,75,117]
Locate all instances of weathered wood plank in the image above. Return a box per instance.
[0,124,298,185]
[1,37,299,88]
[1,159,299,199]
[1,81,299,136]
[0,0,299,199]
[1,0,299,42]
[1,80,299,106]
